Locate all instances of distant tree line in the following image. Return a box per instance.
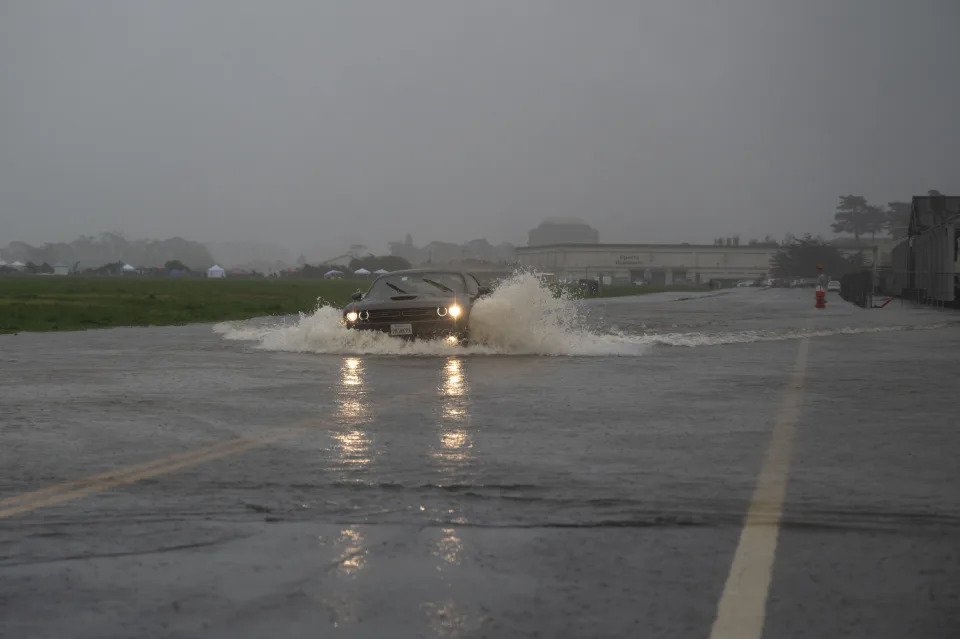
[770,235,864,279]
[831,190,944,242]
[0,261,55,275]
[0,233,215,271]
[706,189,946,279]
[284,255,412,278]
[346,255,412,272]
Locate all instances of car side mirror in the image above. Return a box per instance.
[351,291,363,301]
[477,286,491,297]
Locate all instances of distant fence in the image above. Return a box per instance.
[840,271,874,308]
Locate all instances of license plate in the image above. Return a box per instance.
[390,323,413,336]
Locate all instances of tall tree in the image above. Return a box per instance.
[164,260,188,272]
[831,195,884,242]
[885,201,911,240]
[863,204,885,241]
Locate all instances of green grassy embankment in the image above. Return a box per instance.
[0,277,361,334]
[0,277,713,334]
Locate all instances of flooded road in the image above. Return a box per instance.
[1,285,958,638]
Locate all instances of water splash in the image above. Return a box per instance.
[215,272,645,356]
[213,273,953,356]
[466,273,647,355]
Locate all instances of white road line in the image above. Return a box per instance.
[710,338,810,639]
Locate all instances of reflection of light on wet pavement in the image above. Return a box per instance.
[336,528,367,575]
[432,527,463,566]
[332,429,372,466]
[443,406,466,421]
[335,358,372,468]
[342,357,362,385]
[336,358,368,423]
[441,430,467,450]
[423,528,475,637]
[422,600,472,638]
[434,358,473,467]
[337,398,367,421]
[443,358,464,397]
[437,428,471,464]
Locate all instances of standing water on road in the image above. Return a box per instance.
[214,274,956,356]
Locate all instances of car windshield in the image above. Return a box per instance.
[363,272,466,301]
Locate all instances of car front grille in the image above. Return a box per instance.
[365,307,441,321]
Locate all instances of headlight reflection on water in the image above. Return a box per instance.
[443,359,464,397]
[336,528,368,575]
[333,428,372,467]
[422,599,472,637]
[434,358,473,466]
[433,527,463,566]
[335,357,372,468]
[342,358,362,386]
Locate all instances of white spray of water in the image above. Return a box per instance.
[215,272,645,356]
[466,273,647,355]
[213,273,951,356]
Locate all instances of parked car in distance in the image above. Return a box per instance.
[827,280,841,292]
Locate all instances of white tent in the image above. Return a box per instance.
[323,269,343,279]
[122,263,136,272]
[353,268,371,276]
[373,268,390,275]
[10,261,26,270]
[207,264,226,278]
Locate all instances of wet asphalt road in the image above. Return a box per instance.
[1,288,958,638]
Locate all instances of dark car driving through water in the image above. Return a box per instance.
[342,269,490,344]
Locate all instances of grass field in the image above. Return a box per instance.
[0,276,712,334]
[0,277,362,334]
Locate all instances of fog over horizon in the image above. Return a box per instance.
[2,1,959,260]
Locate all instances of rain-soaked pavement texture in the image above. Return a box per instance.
[1,284,958,638]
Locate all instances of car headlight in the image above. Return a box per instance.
[345,311,358,322]
[448,304,462,318]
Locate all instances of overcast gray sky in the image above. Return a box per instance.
[2,0,958,257]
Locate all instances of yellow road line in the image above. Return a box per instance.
[0,424,312,519]
[0,437,254,508]
[710,338,810,639]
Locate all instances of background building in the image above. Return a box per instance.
[528,218,599,247]
[389,235,517,266]
[517,243,777,286]
[888,195,960,304]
